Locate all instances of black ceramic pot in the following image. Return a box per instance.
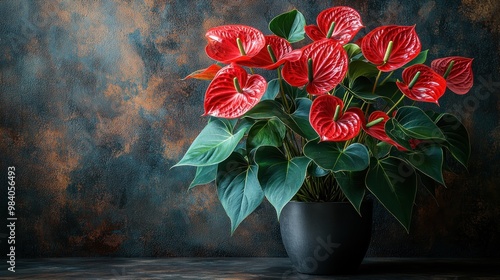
[279,200,373,275]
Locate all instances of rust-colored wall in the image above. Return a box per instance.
[0,0,499,257]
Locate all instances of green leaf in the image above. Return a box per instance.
[308,162,330,177]
[434,113,470,168]
[366,157,417,232]
[189,164,217,189]
[174,118,246,167]
[344,43,362,59]
[216,153,264,234]
[398,144,445,186]
[255,146,311,217]
[247,119,286,150]
[244,100,284,119]
[261,79,280,101]
[269,9,306,43]
[283,98,317,140]
[348,60,379,87]
[404,49,429,67]
[386,106,445,150]
[282,80,308,99]
[304,142,370,172]
[334,171,366,214]
[365,136,392,159]
[348,78,399,103]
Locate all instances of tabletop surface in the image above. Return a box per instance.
[1,257,499,279]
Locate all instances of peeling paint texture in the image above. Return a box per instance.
[0,0,499,257]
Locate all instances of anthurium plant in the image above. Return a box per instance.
[174,6,473,233]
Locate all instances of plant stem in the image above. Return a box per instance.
[372,70,382,93]
[380,71,394,85]
[387,93,405,115]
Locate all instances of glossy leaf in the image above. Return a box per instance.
[261,79,280,101]
[174,118,246,167]
[431,56,474,95]
[204,64,267,118]
[366,157,417,232]
[244,100,284,119]
[205,25,265,63]
[305,6,364,44]
[396,64,447,104]
[182,64,222,80]
[344,43,362,59]
[238,35,301,70]
[309,95,363,141]
[398,144,445,185]
[304,141,370,172]
[282,39,348,95]
[434,113,470,168]
[385,106,445,150]
[404,49,428,67]
[216,153,264,234]
[347,60,379,86]
[335,171,366,214]
[247,119,286,150]
[361,25,421,72]
[255,146,311,217]
[269,9,306,43]
[362,111,406,151]
[189,164,217,189]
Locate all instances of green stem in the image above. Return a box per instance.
[387,93,405,115]
[236,38,246,56]
[372,70,382,93]
[380,71,394,85]
[277,68,291,112]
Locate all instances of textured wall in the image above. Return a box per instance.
[0,0,499,258]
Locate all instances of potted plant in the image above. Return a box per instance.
[174,6,473,275]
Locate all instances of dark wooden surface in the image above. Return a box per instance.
[1,258,499,279]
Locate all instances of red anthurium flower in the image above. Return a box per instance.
[204,63,267,119]
[309,95,363,142]
[396,64,447,104]
[282,39,348,95]
[362,111,407,151]
[431,56,474,95]
[361,25,421,72]
[205,25,266,64]
[238,35,301,70]
[182,64,222,80]
[305,6,364,45]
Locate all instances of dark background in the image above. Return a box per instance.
[0,0,499,258]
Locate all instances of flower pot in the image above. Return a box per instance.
[279,200,373,275]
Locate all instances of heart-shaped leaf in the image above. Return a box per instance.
[204,64,267,118]
[216,153,264,234]
[205,25,265,63]
[282,39,348,95]
[397,144,445,185]
[385,106,445,150]
[255,146,311,218]
[247,119,286,150]
[304,141,369,172]
[366,157,417,232]
[309,95,363,141]
[334,171,366,214]
[361,25,421,72]
[434,113,470,168]
[174,118,246,167]
[189,164,217,189]
[431,56,474,95]
[305,6,364,44]
[396,64,447,104]
[269,9,306,43]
